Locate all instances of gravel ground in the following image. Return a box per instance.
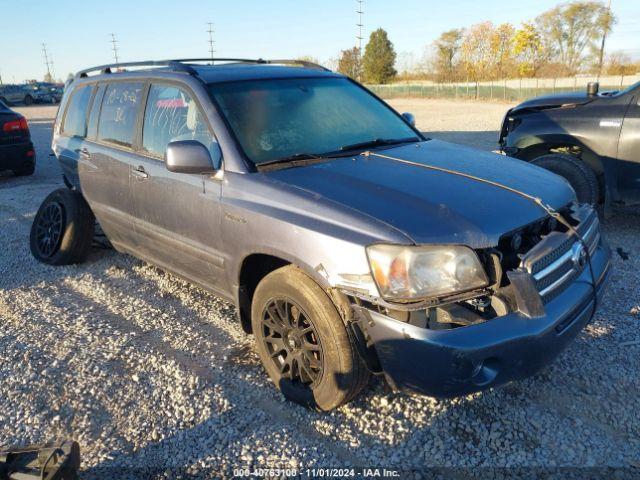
[1,102,639,478]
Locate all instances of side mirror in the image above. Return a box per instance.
[402,112,416,127]
[165,140,221,174]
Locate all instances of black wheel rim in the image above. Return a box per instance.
[261,298,323,385]
[35,202,64,258]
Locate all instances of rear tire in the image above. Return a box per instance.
[531,153,599,205]
[23,95,34,106]
[30,188,95,265]
[251,265,369,411]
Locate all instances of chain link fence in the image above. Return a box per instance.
[367,74,640,102]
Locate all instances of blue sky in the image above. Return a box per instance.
[1,0,638,83]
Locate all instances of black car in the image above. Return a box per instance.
[0,100,35,176]
[499,81,640,208]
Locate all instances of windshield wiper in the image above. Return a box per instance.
[257,152,327,170]
[339,136,420,152]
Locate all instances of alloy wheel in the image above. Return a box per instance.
[35,202,64,258]
[261,298,323,385]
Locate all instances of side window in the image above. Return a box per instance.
[97,82,143,148]
[62,86,93,138]
[142,84,216,163]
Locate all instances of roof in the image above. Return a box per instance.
[195,63,341,84]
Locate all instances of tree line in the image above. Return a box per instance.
[335,1,638,85]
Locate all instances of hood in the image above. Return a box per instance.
[263,140,575,248]
[511,91,593,113]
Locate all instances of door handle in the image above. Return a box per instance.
[131,165,149,179]
[76,147,91,159]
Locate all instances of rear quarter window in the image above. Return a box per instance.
[62,86,93,138]
[97,82,144,147]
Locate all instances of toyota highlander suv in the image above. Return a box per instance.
[32,59,611,410]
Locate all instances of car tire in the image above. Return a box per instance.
[23,95,34,106]
[251,265,370,411]
[531,153,599,205]
[13,163,35,176]
[30,188,95,265]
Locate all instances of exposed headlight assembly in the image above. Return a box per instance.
[366,244,489,302]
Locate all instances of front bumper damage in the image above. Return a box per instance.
[353,239,611,398]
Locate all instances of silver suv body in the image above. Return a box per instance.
[45,59,611,409]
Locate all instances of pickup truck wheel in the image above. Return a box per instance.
[30,188,95,265]
[251,265,369,411]
[531,153,599,205]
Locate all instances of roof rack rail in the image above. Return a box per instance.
[74,58,330,79]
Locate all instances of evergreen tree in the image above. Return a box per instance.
[362,28,397,84]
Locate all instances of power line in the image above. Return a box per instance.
[207,22,215,60]
[110,33,120,64]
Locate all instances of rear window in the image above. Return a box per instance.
[62,86,93,138]
[98,82,143,147]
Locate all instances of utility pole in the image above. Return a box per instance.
[356,0,364,53]
[42,43,52,81]
[597,0,612,78]
[207,23,215,61]
[49,58,55,81]
[110,33,120,64]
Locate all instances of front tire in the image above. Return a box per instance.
[23,95,34,106]
[531,153,599,205]
[251,265,369,411]
[30,188,95,265]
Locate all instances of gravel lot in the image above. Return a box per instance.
[1,101,639,478]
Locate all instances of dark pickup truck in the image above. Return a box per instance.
[499,81,640,209]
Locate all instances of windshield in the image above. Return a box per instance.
[209,77,418,165]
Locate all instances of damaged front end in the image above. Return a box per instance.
[341,204,611,397]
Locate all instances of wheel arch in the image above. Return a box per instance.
[515,137,607,201]
[235,252,333,334]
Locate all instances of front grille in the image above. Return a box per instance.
[521,211,600,302]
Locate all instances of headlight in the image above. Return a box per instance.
[366,244,489,301]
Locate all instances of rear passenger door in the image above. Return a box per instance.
[82,81,144,249]
[56,84,94,189]
[131,82,224,289]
